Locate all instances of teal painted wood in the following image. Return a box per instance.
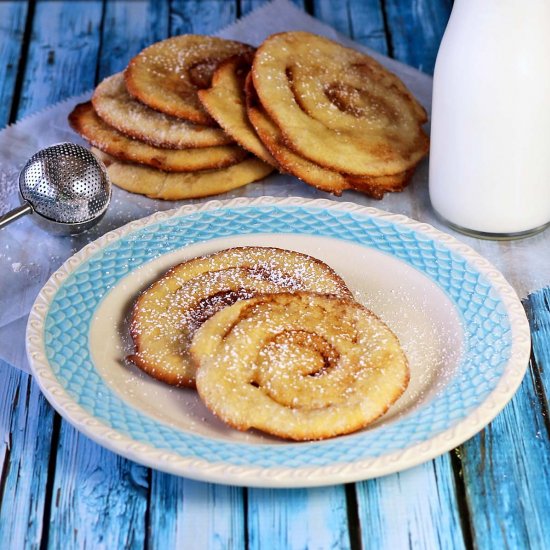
[240,0,305,17]
[382,0,452,74]
[457,291,550,550]
[312,0,389,55]
[355,456,467,549]
[0,2,108,548]
[0,1,28,126]
[40,3,156,549]
[148,474,245,549]
[17,0,103,117]
[527,286,550,396]
[98,0,170,79]
[47,424,149,550]
[247,486,351,550]
[0,364,56,548]
[170,0,238,35]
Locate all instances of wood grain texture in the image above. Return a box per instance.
[355,456,467,549]
[458,292,550,550]
[528,287,550,398]
[313,0,389,54]
[98,0,170,79]
[247,486,351,549]
[0,1,29,126]
[48,424,149,550]
[0,2,107,548]
[148,473,245,549]
[33,3,152,550]
[9,3,151,550]
[240,0,305,17]
[382,0,452,74]
[17,0,103,117]
[0,364,56,548]
[170,0,237,35]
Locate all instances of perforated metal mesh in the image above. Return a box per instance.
[19,143,110,224]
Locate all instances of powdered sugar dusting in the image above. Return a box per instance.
[0,167,19,215]
[127,247,352,387]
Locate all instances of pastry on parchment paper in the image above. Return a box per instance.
[92,73,232,149]
[198,53,277,166]
[245,73,412,198]
[69,102,247,172]
[252,31,428,179]
[91,148,273,200]
[125,34,255,126]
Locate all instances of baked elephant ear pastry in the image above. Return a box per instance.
[127,247,353,387]
[125,35,255,126]
[245,73,412,198]
[91,148,273,200]
[92,73,232,149]
[252,31,429,178]
[69,102,247,172]
[245,73,349,195]
[198,53,277,166]
[192,292,409,441]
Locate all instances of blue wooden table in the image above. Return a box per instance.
[1,1,549,548]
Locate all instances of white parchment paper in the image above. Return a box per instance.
[1,0,549,373]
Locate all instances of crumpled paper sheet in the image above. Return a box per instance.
[1,0,549,373]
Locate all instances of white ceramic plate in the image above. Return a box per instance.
[26,197,530,487]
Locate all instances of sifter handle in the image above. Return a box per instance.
[0,203,33,229]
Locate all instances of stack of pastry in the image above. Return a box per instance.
[199,31,429,198]
[69,31,428,200]
[128,247,410,441]
[68,36,273,200]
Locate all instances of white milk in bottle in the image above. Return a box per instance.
[429,0,550,238]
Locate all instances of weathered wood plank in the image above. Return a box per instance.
[458,291,550,549]
[98,0,170,80]
[35,3,159,549]
[148,474,245,550]
[313,0,389,54]
[240,0,305,17]
[47,424,149,550]
[247,486,351,550]
[0,1,29,126]
[16,0,103,117]
[0,2,108,548]
[355,456,467,549]
[382,0,452,74]
[0,363,56,549]
[527,286,550,395]
[170,0,237,35]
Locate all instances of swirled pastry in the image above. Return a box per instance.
[91,148,273,200]
[69,102,246,172]
[198,54,277,166]
[92,73,232,149]
[252,31,428,177]
[128,247,353,387]
[245,74,411,198]
[125,35,254,125]
[192,292,409,440]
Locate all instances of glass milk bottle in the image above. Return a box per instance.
[429,0,550,239]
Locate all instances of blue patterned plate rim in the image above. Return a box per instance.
[25,197,530,487]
